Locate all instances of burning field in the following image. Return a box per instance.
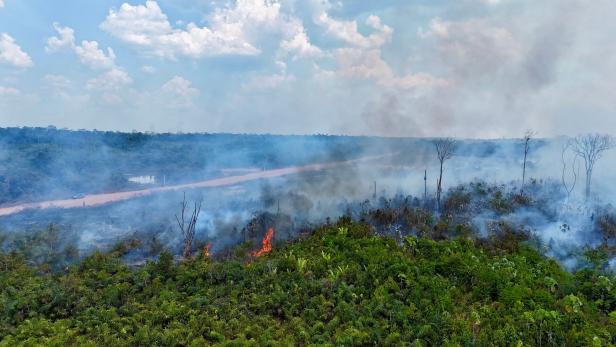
[1,133,616,273]
[3,0,616,343]
[1,131,616,345]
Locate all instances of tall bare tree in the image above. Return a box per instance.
[570,134,614,200]
[175,193,202,259]
[521,130,536,193]
[561,142,579,201]
[434,138,456,210]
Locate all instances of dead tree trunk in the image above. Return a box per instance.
[175,193,202,259]
[373,181,377,200]
[521,130,535,194]
[570,134,614,200]
[434,138,456,211]
[436,161,444,209]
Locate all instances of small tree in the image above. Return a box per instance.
[521,130,536,193]
[175,193,202,259]
[570,134,614,200]
[434,138,456,210]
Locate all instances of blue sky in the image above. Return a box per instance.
[0,0,615,137]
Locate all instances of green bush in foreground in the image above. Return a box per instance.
[1,221,615,346]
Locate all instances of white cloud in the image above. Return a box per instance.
[85,67,133,105]
[101,0,320,60]
[141,65,156,73]
[314,9,444,89]
[315,13,392,49]
[0,33,33,68]
[161,76,199,107]
[276,16,322,59]
[86,67,132,91]
[280,27,322,59]
[43,74,71,89]
[0,0,4,8]
[75,41,116,70]
[334,48,390,80]
[46,23,131,104]
[42,75,78,101]
[46,23,75,52]
[100,0,257,58]
[47,23,117,70]
[100,1,173,46]
[0,86,19,96]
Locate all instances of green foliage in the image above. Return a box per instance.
[1,222,615,346]
[584,247,610,270]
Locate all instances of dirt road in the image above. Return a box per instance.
[0,154,389,217]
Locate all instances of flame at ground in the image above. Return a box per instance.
[203,243,212,259]
[252,228,274,257]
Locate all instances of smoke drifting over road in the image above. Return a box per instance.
[1,129,616,271]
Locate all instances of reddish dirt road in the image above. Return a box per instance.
[0,154,389,217]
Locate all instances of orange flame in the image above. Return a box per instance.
[252,228,274,257]
[203,243,212,259]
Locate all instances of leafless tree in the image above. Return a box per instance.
[521,130,536,193]
[561,142,579,200]
[570,134,614,200]
[434,138,456,210]
[175,193,202,259]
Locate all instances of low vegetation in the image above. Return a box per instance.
[1,219,615,346]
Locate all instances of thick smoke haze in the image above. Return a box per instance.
[2,131,616,272]
[1,1,616,274]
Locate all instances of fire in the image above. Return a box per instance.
[203,243,212,259]
[252,228,274,257]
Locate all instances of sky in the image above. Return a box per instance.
[0,0,615,137]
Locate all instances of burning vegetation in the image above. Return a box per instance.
[203,242,212,259]
[252,227,275,257]
[2,129,616,344]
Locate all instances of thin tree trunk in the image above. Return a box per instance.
[437,161,444,210]
[522,151,527,192]
[585,169,592,200]
[424,169,427,201]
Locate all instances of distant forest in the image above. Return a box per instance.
[0,127,399,205]
[0,127,518,205]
